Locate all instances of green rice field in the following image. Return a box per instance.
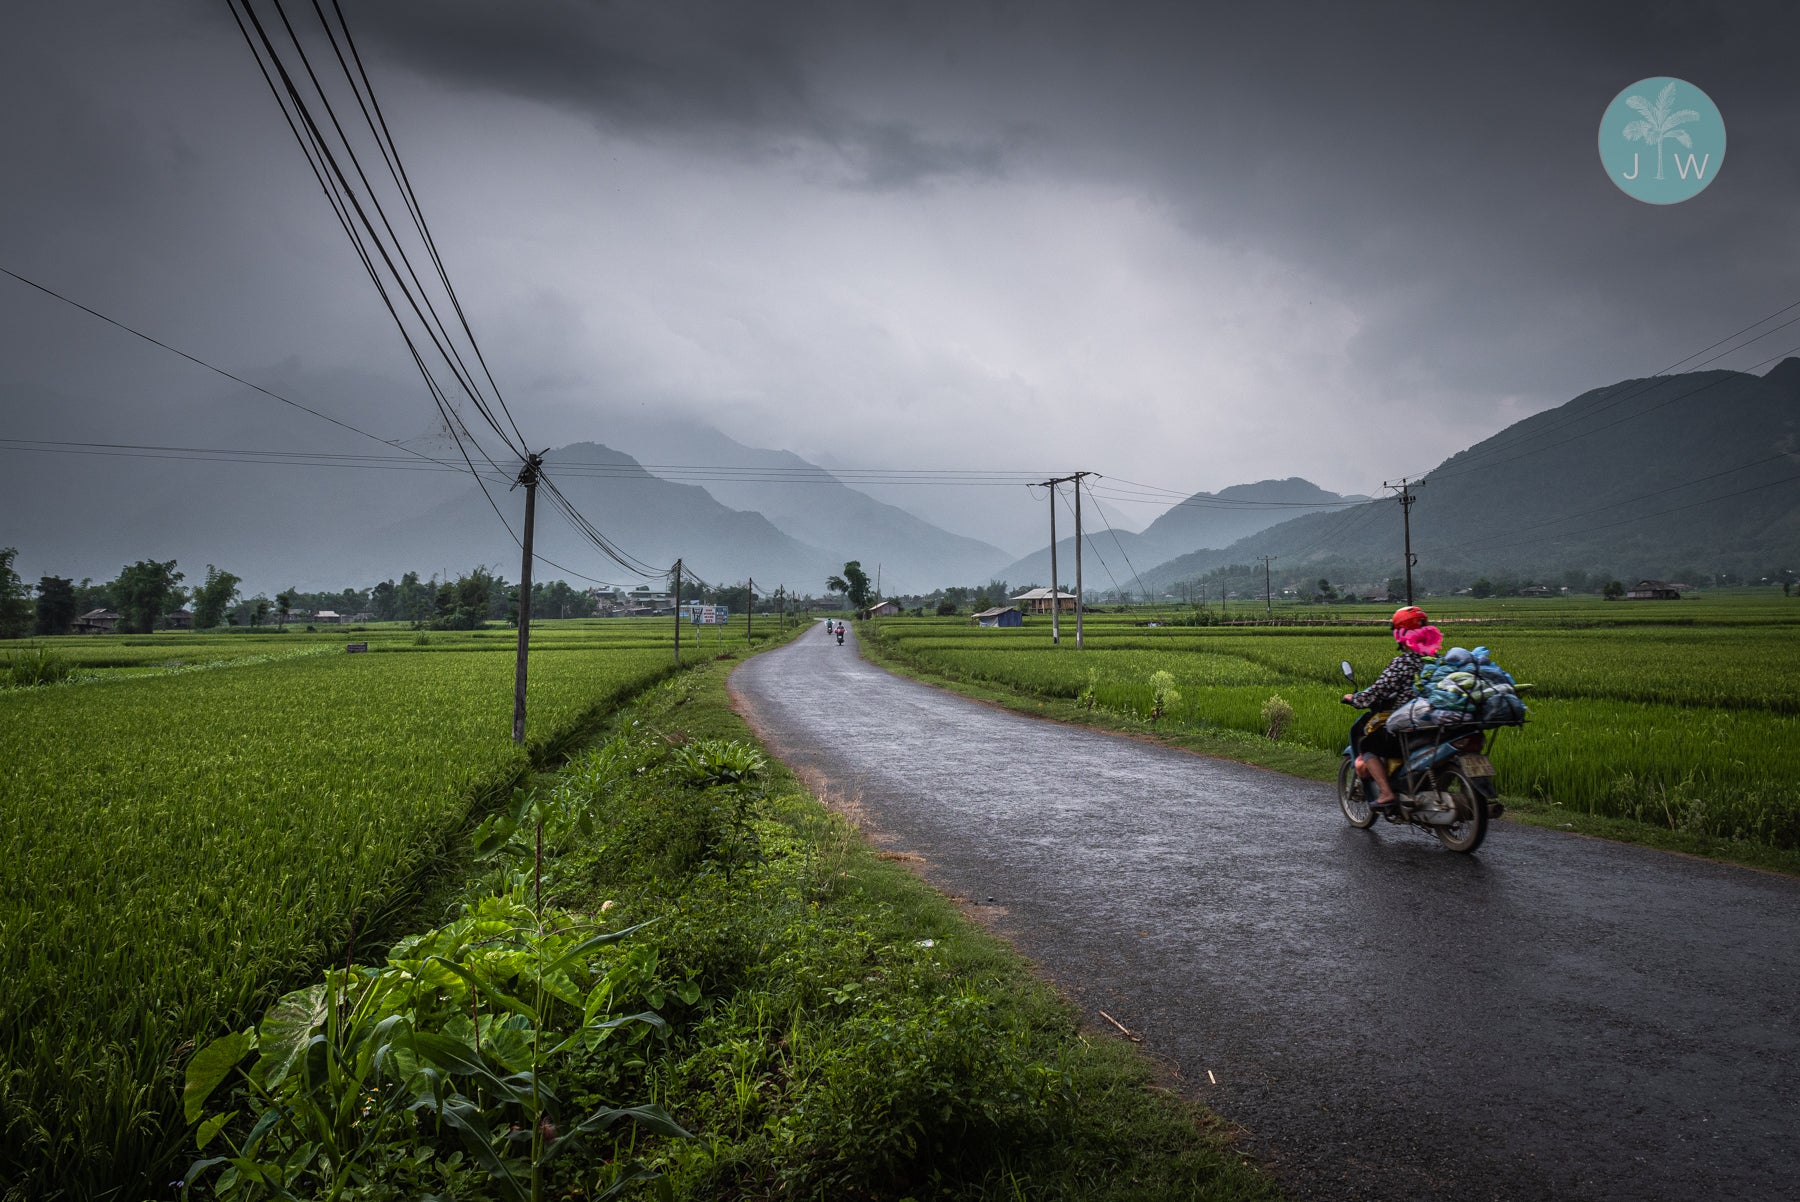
[0,619,762,1198]
[865,593,1800,850]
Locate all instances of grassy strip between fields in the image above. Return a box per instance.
[856,627,1800,880]
[179,645,1279,1201]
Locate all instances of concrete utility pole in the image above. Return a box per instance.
[1038,472,1092,646]
[512,451,545,745]
[1071,472,1092,648]
[671,559,682,666]
[1042,478,1061,644]
[745,577,753,643]
[1260,554,1278,615]
[1384,479,1421,604]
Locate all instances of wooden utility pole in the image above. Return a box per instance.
[671,559,682,666]
[1259,554,1278,615]
[745,577,754,643]
[512,451,544,745]
[1384,479,1421,604]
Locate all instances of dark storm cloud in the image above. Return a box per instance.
[355,0,1800,397]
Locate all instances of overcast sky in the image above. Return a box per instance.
[4,0,1798,561]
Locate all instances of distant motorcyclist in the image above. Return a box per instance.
[1343,606,1443,808]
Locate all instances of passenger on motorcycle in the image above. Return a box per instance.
[1342,606,1443,808]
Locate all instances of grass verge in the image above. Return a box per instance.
[857,626,1800,879]
[179,641,1279,1201]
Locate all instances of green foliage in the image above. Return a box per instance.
[0,548,33,639]
[113,557,186,633]
[192,564,243,630]
[2,646,75,688]
[182,896,685,1201]
[1147,669,1181,724]
[1261,692,1294,740]
[826,560,873,611]
[34,575,76,636]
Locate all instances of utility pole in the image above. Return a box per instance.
[1038,472,1092,646]
[1260,554,1278,616]
[1043,478,1061,644]
[1384,479,1421,604]
[671,559,682,666]
[745,577,753,643]
[1071,472,1092,648]
[511,451,544,745]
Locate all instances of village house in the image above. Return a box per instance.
[861,600,901,618]
[1010,587,1078,614]
[73,608,120,634]
[1624,579,1683,601]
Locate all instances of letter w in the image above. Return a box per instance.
[1673,153,1712,181]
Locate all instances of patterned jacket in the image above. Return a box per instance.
[1348,649,1424,712]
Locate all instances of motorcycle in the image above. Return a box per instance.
[1336,660,1511,854]
[835,623,845,645]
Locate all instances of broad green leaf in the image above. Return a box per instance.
[425,955,540,1023]
[195,1112,230,1152]
[250,983,327,1092]
[183,1030,255,1124]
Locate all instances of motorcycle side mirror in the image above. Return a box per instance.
[1340,660,1356,683]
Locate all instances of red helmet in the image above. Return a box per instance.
[1391,605,1428,631]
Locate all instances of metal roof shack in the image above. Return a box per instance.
[973,605,1023,628]
[1624,579,1682,601]
[1010,588,1077,614]
[73,608,120,635]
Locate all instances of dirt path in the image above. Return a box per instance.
[730,621,1800,1201]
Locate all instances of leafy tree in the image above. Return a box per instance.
[1471,578,1494,598]
[936,599,958,616]
[826,561,873,611]
[113,560,185,634]
[0,548,31,639]
[275,590,295,631]
[72,577,114,613]
[1314,578,1339,603]
[1385,577,1406,602]
[35,576,76,636]
[251,597,271,627]
[192,565,242,630]
[1603,580,1625,600]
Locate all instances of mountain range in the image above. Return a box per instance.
[6,361,1796,601]
[1129,360,1800,593]
[999,477,1364,591]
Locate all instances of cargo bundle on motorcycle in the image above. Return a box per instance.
[1336,644,1529,854]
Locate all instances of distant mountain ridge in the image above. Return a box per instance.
[1131,361,1800,592]
[999,477,1364,588]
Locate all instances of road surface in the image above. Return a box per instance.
[729,621,1800,1201]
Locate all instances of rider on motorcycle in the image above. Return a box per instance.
[1342,605,1443,809]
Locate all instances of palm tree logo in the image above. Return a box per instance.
[1621,81,1700,181]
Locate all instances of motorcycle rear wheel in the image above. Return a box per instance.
[1431,767,1488,853]
[1337,756,1377,828]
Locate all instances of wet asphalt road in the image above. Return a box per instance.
[730,622,1800,1202]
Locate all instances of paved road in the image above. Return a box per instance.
[730,622,1800,1202]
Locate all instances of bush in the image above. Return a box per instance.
[1261,692,1295,740]
[2,647,75,688]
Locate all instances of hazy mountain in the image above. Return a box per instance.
[999,477,1364,590]
[595,414,1013,592]
[1134,362,1800,593]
